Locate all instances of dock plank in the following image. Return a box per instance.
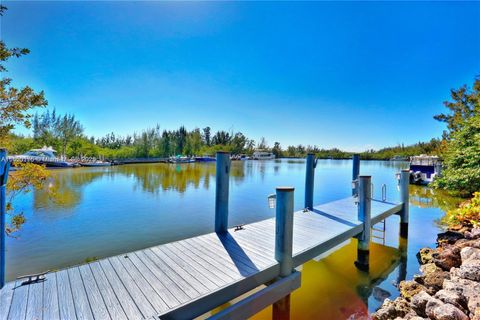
[8,280,29,320]
[78,264,111,320]
[56,270,77,320]
[0,281,15,320]
[88,262,128,320]
[43,272,60,320]
[68,267,94,320]
[25,277,43,320]
[97,259,145,320]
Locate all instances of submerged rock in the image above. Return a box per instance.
[372,286,391,302]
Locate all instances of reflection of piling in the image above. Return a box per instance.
[397,236,408,284]
[0,149,10,289]
[215,152,230,234]
[355,175,372,272]
[304,154,316,210]
[399,170,410,238]
[273,187,294,320]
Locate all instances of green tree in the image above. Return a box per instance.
[434,77,480,139]
[433,114,480,195]
[272,142,282,158]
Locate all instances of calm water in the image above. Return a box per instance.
[7,159,460,318]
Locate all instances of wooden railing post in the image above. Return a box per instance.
[355,175,371,271]
[215,152,230,234]
[352,154,360,196]
[304,154,316,210]
[275,187,294,277]
[399,169,410,238]
[0,149,10,289]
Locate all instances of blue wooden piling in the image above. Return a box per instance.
[399,169,410,238]
[355,175,371,271]
[275,187,294,278]
[304,154,317,210]
[215,152,231,234]
[352,154,360,196]
[0,149,9,289]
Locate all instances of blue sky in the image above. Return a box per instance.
[3,1,480,151]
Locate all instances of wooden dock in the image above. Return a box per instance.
[0,151,410,320]
[0,197,402,320]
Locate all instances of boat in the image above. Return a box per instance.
[404,155,442,185]
[79,161,111,167]
[390,155,408,161]
[194,156,216,162]
[252,151,275,160]
[169,155,195,163]
[9,146,76,168]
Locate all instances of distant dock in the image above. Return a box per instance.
[0,151,411,320]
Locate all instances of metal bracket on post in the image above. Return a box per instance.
[355,175,371,272]
[0,148,10,289]
[215,152,231,234]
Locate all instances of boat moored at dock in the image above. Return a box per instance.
[253,151,275,160]
[9,147,77,168]
[404,155,442,185]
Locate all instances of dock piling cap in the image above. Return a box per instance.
[276,186,295,191]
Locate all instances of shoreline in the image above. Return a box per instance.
[372,226,480,320]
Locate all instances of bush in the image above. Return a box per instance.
[442,192,480,229]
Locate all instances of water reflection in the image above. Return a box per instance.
[409,185,461,211]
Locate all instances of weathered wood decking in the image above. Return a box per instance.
[0,196,402,320]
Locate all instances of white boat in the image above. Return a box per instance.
[169,155,195,163]
[80,161,111,167]
[401,155,442,185]
[9,146,76,168]
[252,151,275,160]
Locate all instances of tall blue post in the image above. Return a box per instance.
[352,154,360,196]
[304,154,317,210]
[399,169,410,238]
[215,152,230,234]
[0,149,10,289]
[355,175,371,271]
[275,186,294,277]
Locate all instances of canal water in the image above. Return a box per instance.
[6,159,460,318]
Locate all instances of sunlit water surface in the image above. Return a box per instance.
[7,159,460,318]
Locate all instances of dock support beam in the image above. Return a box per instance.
[0,149,10,289]
[352,154,360,196]
[273,187,294,320]
[215,152,230,234]
[399,169,410,239]
[304,154,317,210]
[355,175,371,272]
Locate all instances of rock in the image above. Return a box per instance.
[465,228,480,240]
[399,280,428,301]
[371,297,416,320]
[426,301,469,320]
[435,289,468,314]
[443,276,480,316]
[417,248,436,264]
[411,291,435,317]
[372,286,391,302]
[421,267,450,294]
[460,246,480,263]
[433,246,462,271]
[456,262,480,281]
[437,231,465,246]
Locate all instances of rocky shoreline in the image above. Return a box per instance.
[372,228,480,320]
